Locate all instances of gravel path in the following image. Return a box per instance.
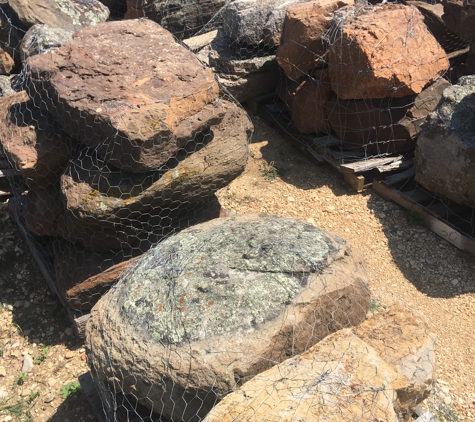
[0,113,474,421]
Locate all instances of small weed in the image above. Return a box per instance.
[244,194,252,200]
[60,381,81,399]
[13,372,27,388]
[226,192,234,199]
[33,343,50,365]
[260,161,279,181]
[369,299,386,314]
[405,210,424,226]
[0,390,39,422]
[436,404,461,422]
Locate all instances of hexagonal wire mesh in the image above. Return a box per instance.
[0,0,472,421]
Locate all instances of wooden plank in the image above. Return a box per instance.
[447,46,470,60]
[182,29,218,51]
[381,166,416,186]
[344,173,366,192]
[324,147,366,160]
[377,158,414,173]
[373,179,475,258]
[340,155,403,173]
[306,146,325,164]
[78,372,107,422]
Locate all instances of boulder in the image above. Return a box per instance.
[85,214,371,421]
[140,0,226,39]
[279,68,333,134]
[199,29,280,103]
[53,239,141,310]
[20,24,73,62]
[222,0,306,47]
[0,75,16,97]
[407,1,469,53]
[276,0,354,81]
[7,0,109,31]
[327,78,450,153]
[415,75,475,205]
[0,91,77,190]
[0,49,14,74]
[125,0,142,18]
[60,99,250,251]
[328,5,449,100]
[26,19,221,173]
[0,7,25,68]
[204,304,435,422]
[442,0,475,41]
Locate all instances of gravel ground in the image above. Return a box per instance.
[0,113,474,421]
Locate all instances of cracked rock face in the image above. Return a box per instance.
[86,213,371,421]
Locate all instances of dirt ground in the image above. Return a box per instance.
[0,113,474,422]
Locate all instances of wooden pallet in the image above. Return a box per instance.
[373,169,475,258]
[258,99,414,192]
[9,196,91,339]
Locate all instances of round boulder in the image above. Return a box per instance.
[86,213,371,421]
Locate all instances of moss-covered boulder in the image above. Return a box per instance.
[85,213,371,421]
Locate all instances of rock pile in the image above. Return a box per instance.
[276,2,451,153]
[85,213,372,421]
[0,19,251,311]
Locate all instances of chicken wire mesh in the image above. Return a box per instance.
[0,0,472,421]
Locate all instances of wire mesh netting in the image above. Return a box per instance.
[0,0,473,421]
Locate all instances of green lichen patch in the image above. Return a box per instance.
[119,215,340,344]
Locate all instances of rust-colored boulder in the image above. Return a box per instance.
[327,78,450,153]
[328,4,449,100]
[0,91,77,190]
[442,0,475,41]
[276,0,354,81]
[0,49,14,74]
[85,214,371,421]
[279,69,333,134]
[26,19,220,172]
[59,100,250,251]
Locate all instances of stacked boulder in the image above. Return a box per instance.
[0,19,251,311]
[276,2,451,154]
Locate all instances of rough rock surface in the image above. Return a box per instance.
[0,91,77,190]
[86,214,371,421]
[20,24,74,62]
[53,240,141,310]
[279,69,333,134]
[140,0,226,39]
[125,0,142,18]
[442,0,475,41]
[199,29,280,103]
[328,4,449,100]
[328,78,450,153]
[276,0,354,81]
[0,75,16,97]
[222,0,306,47]
[26,19,220,172]
[204,304,435,422]
[0,49,14,74]
[7,0,109,31]
[60,100,250,251]
[415,75,475,205]
[0,7,24,68]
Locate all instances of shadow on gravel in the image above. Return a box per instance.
[365,192,475,299]
[48,390,98,422]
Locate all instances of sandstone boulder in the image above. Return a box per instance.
[199,29,280,103]
[0,7,25,68]
[442,0,475,41]
[204,304,435,422]
[279,69,333,134]
[328,78,450,153]
[85,214,371,421]
[7,0,109,31]
[276,0,354,81]
[415,75,475,205]
[0,91,77,190]
[20,24,73,62]
[222,0,306,47]
[140,0,225,39]
[26,19,220,173]
[60,99,250,251]
[0,49,13,74]
[328,5,449,100]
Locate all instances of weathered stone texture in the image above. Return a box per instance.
[276,0,354,81]
[26,19,220,172]
[415,75,475,205]
[86,214,371,421]
[20,24,74,61]
[328,4,449,100]
[442,0,475,41]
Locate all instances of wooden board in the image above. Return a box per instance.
[373,177,475,258]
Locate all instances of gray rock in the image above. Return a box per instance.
[0,75,16,97]
[86,214,371,421]
[7,0,109,31]
[21,354,34,374]
[222,0,306,47]
[20,24,73,61]
[415,75,475,205]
